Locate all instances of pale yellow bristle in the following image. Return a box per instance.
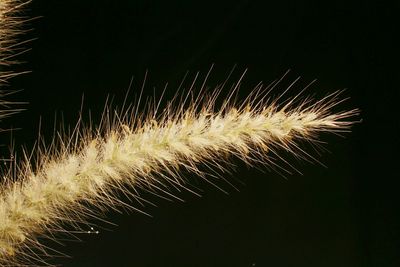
[0,81,359,265]
[0,1,360,266]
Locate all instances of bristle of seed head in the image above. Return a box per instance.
[0,75,359,265]
[0,1,360,266]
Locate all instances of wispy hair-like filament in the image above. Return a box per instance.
[0,73,359,265]
[0,1,359,266]
[0,0,30,124]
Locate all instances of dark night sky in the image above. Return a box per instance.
[2,0,398,266]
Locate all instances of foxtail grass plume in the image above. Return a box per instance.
[0,0,30,123]
[0,0,31,85]
[0,0,359,266]
[0,72,359,266]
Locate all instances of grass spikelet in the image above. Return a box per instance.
[0,0,30,124]
[0,73,359,265]
[0,0,31,85]
[0,1,360,266]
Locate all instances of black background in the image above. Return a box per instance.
[2,0,398,266]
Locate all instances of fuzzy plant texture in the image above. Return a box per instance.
[0,0,29,123]
[0,1,359,266]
